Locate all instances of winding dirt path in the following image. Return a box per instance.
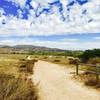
[32,60,100,100]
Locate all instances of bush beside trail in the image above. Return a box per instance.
[79,49,100,63]
[19,59,38,74]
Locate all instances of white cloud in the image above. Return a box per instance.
[0,0,100,37]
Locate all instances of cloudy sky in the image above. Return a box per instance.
[0,0,100,50]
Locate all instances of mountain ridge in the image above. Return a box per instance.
[0,44,66,54]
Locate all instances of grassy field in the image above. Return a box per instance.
[41,56,69,64]
[1,53,100,95]
[0,54,38,100]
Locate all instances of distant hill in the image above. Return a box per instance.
[0,45,66,54]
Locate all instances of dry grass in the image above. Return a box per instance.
[0,54,38,100]
[87,57,100,64]
[42,56,70,65]
[72,72,100,89]
[19,59,38,74]
[0,73,38,100]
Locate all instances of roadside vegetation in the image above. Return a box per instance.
[0,48,100,98]
[33,49,100,89]
[79,49,100,64]
[0,54,38,100]
[73,49,100,89]
[0,73,37,100]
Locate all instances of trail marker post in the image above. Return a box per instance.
[76,63,79,75]
[96,65,99,83]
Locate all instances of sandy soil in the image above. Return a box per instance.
[32,60,100,100]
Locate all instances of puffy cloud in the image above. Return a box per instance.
[0,0,100,37]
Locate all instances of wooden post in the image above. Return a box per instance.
[76,63,79,75]
[96,65,99,83]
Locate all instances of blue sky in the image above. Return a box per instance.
[0,0,100,50]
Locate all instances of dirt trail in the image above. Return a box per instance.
[32,60,100,100]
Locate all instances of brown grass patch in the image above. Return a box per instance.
[0,54,38,100]
[19,59,38,74]
[72,72,100,89]
[0,73,38,100]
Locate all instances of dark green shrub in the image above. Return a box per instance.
[79,49,100,63]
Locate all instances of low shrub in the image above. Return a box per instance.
[19,60,37,74]
[26,63,34,74]
[88,57,100,64]
[85,79,97,86]
[53,59,61,62]
[43,57,48,59]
